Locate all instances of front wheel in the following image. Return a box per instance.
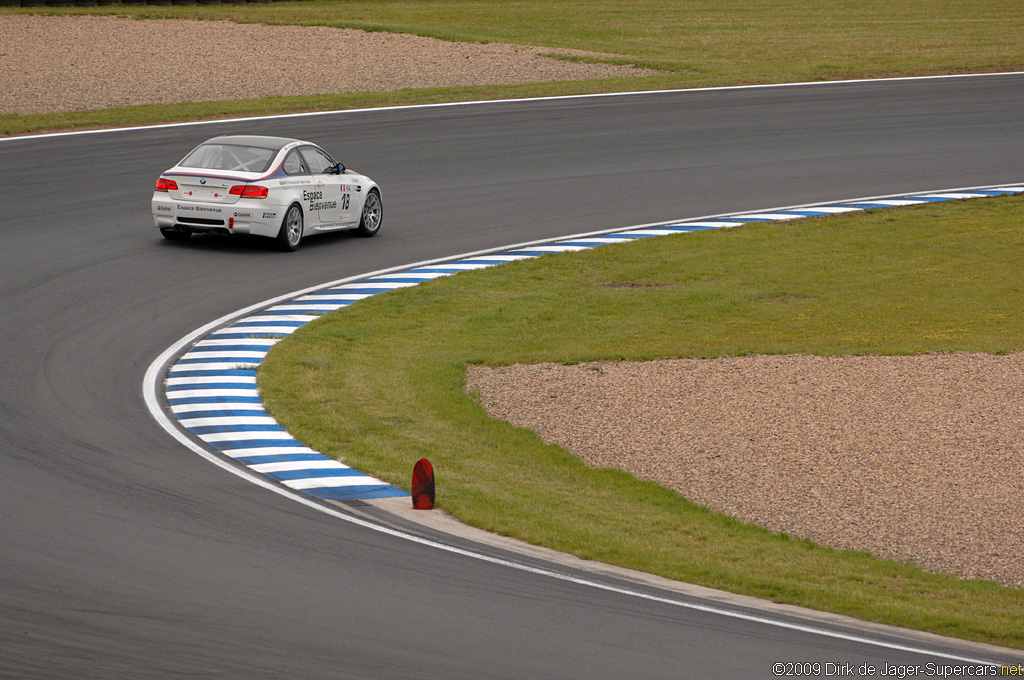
[276,204,303,251]
[355,189,382,237]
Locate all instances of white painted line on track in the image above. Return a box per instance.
[180,348,269,357]
[167,376,257,386]
[618,228,692,236]
[860,199,929,206]
[7,71,1024,143]
[145,181,1023,666]
[730,212,805,220]
[194,338,280,347]
[169,389,261,400]
[270,304,350,312]
[293,293,374,301]
[923,192,991,199]
[179,416,279,428]
[248,460,351,474]
[199,431,293,443]
[167,362,260,372]
[373,271,454,279]
[210,327,302,336]
[171,403,265,414]
[244,314,325,322]
[282,476,390,490]
[222,447,319,459]
[680,220,747,227]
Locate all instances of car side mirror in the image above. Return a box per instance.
[326,163,345,175]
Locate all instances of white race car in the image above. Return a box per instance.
[152,135,382,251]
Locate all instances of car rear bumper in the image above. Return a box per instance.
[152,195,281,238]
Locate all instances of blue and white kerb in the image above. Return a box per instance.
[162,184,1024,503]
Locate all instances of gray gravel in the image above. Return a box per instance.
[467,353,1024,588]
[0,14,656,115]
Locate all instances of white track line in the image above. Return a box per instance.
[4,71,1022,143]
[144,182,1024,666]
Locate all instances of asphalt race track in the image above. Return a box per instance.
[2,74,1023,678]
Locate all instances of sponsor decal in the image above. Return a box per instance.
[262,212,277,219]
[233,211,253,218]
[303,189,338,212]
[156,205,172,212]
[177,204,221,213]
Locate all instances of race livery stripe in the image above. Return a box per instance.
[161,184,1024,503]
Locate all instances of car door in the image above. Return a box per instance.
[280,148,318,231]
[300,146,356,229]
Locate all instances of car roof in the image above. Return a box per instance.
[203,135,304,151]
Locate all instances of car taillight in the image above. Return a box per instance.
[229,185,269,199]
[155,178,178,192]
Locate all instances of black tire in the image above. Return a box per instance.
[355,189,382,237]
[160,227,191,242]
[276,203,303,251]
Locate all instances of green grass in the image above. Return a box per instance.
[259,196,1024,648]
[4,0,1024,135]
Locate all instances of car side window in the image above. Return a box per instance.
[282,150,308,176]
[299,147,337,175]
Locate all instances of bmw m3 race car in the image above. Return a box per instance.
[152,135,382,251]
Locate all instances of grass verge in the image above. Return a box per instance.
[259,195,1024,648]
[4,0,1024,135]
[0,77,668,137]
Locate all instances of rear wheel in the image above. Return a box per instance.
[160,227,191,242]
[277,204,303,251]
[355,189,382,237]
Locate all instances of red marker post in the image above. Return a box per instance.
[411,458,435,510]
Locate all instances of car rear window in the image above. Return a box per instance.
[180,144,277,173]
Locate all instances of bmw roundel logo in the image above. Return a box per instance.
[200,178,207,185]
